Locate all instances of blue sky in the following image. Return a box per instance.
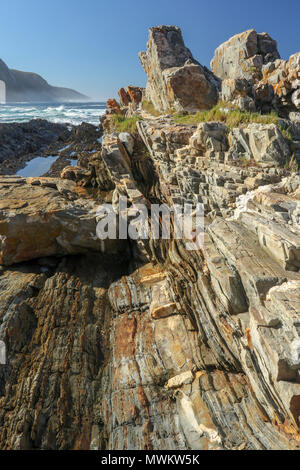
[1,0,299,100]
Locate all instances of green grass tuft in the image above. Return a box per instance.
[109,114,142,133]
[173,102,280,128]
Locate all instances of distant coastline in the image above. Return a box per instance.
[0,57,88,102]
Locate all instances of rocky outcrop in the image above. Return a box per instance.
[0,58,87,102]
[86,118,300,449]
[211,29,280,81]
[118,86,144,108]
[0,120,103,178]
[255,52,300,114]
[228,123,291,166]
[0,176,123,265]
[0,24,300,451]
[139,26,219,113]
[211,29,300,116]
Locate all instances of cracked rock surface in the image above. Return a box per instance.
[0,24,300,451]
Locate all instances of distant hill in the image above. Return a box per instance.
[0,58,88,102]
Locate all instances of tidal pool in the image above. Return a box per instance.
[16,156,59,177]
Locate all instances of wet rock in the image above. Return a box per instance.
[0,119,70,175]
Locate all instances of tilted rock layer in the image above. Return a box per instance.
[0,25,300,451]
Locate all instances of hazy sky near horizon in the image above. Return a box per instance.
[1,0,299,100]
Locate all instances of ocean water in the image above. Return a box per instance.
[0,102,106,126]
[16,155,78,177]
[16,156,60,177]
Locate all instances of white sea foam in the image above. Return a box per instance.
[0,102,106,126]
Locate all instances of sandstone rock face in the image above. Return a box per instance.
[0,119,103,179]
[139,26,219,113]
[221,78,256,111]
[0,120,69,175]
[118,86,144,108]
[0,177,122,265]
[0,57,87,102]
[106,98,121,115]
[211,29,280,81]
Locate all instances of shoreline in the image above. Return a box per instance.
[0,118,103,177]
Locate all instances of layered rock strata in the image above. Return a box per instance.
[0,25,300,451]
[84,118,300,449]
[139,26,219,113]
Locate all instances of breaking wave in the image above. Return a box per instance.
[0,102,106,125]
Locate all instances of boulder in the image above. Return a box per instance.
[127,86,144,105]
[61,165,92,186]
[221,78,256,111]
[246,123,290,166]
[252,52,300,114]
[190,122,229,154]
[228,124,290,166]
[211,29,280,81]
[139,25,219,113]
[106,98,121,114]
[0,177,122,265]
[118,87,130,107]
[118,86,144,108]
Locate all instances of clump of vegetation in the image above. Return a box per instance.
[173,101,280,128]
[109,114,142,133]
